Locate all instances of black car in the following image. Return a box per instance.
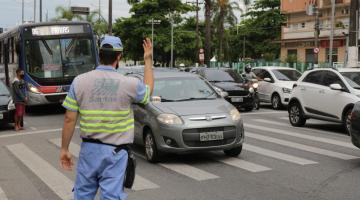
[0,81,15,125]
[196,68,255,111]
[350,102,360,149]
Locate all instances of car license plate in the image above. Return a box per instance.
[0,113,3,119]
[200,131,224,141]
[231,97,243,102]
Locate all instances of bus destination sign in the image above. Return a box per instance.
[31,25,84,36]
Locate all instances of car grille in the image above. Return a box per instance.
[45,94,67,103]
[0,105,7,111]
[182,126,237,147]
[226,90,249,97]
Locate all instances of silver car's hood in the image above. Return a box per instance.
[152,99,233,116]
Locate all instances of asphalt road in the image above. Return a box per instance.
[0,105,359,200]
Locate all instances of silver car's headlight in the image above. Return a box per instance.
[282,88,292,94]
[249,87,254,93]
[157,114,183,125]
[230,108,241,121]
[8,99,15,110]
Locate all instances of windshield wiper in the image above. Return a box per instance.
[175,97,217,102]
[160,98,178,102]
[41,40,53,56]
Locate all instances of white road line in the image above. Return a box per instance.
[246,132,359,160]
[244,144,317,165]
[49,138,160,191]
[6,143,73,200]
[217,157,271,172]
[242,111,287,116]
[0,127,80,139]
[279,117,288,121]
[0,186,8,200]
[30,127,37,131]
[159,163,219,181]
[246,123,357,150]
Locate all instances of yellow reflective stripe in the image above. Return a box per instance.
[81,116,130,121]
[79,109,130,115]
[80,119,134,128]
[64,98,78,107]
[140,86,150,104]
[65,96,78,105]
[81,125,134,134]
[63,101,79,110]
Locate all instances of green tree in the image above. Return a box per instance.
[54,6,82,21]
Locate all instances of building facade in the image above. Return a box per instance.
[280,0,351,65]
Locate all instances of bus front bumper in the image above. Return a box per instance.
[27,92,67,106]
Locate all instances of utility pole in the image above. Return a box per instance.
[314,3,320,65]
[348,0,359,67]
[108,0,112,35]
[329,0,335,67]
[39,0,42,22]
[170,16,174,68]
[147,19,161,65]
[243,36,246,60]
[99,0,101,22]
[34,0,36,22]
[22,0,24,23]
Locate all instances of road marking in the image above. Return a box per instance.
[244,144,317,165]
[6,143,73,200]
[30,127,37,131]
[49,138,160,191]
[0,127,79,139]
[280,117,288,121]
[247,123,357,150]
[0,186,8,200]
[246,132,359,160]
[217,157,271,172]
[242,111,287,116]
[159,163,219,181]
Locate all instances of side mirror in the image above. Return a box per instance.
[151,96,161,103]
[220,91,228,98]
[330,83,343,91]
[264,78,272,82]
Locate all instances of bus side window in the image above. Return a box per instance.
[0,41,2,64]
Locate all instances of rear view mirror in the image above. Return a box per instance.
[264,78,272,82]
[330,83,343,91]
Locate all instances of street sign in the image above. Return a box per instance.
[313,47,320,54]
[71,7,90,15]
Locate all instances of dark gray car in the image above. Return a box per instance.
[350,102,360,148]
[130,71,245,162]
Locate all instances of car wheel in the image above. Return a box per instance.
[344,109,352,136]
[245,106,254,112]
[224,145,242,157]
[144,130,160,163]
[289,102,306,127]
[271,94,282,110]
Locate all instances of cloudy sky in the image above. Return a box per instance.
[0,0,131,28]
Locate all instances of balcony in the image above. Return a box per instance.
[282,27,348,40]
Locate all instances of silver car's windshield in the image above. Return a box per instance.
[341,72,360,89]
[153,77,218,102]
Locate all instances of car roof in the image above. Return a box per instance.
[129,71,200,79]
[254,66,298,70]
[337,67,360,72]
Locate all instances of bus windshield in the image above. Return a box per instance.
[25,37,96,80]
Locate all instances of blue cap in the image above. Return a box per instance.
[100,35,123,52]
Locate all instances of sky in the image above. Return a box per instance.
[0,0,131,29]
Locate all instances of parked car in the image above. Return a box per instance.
[195,68,256,111]
[129,71,245,162]
[288,68,360,134]
[0,81,15,125]
[252,67,302,109]
[350,102,360,148]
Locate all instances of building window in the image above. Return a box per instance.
[305,49,315,64]
[326,48,338,63]
[342,8,349,15]
[301,23,305,28]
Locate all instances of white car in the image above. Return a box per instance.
[288,67,360,134]
[252,67,302,109]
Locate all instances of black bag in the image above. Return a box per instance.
[123,148,136,189]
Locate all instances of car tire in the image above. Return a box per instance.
[289,102,306,127]
[224,145,242,157]
[271,94,282,110]
[245,106,254,112]
[344,109,352,136]
[144,130,160,163]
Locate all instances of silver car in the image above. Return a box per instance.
[130,71,245,162]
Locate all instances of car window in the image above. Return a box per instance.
[272,69,301,81]
[252,69,261,75]
[204,69,235,82]
[258,70,273,81]
[321,71,345,87]
[341,72,360,90]
[225,69,244,83]
[303,71,323,85]
[0,81,10,96]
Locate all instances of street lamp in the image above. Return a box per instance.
[147,18,161,65]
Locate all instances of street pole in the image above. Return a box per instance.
[34,0,36,22]
[195,0,199,51]
[314,4,320,65]
[170,17,174,68]
[152,18,154,65]
[329,0,335,67]
[348,0,359,67]
[22,0,24,24]
[108,0,112,35]
[39,0,42,22]
[243,36,246,60]
[99,0,101,22]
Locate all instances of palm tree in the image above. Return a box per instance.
[204,0,213,66]
[213,0,240,61]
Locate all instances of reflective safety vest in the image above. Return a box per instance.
[62,66,150,145]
